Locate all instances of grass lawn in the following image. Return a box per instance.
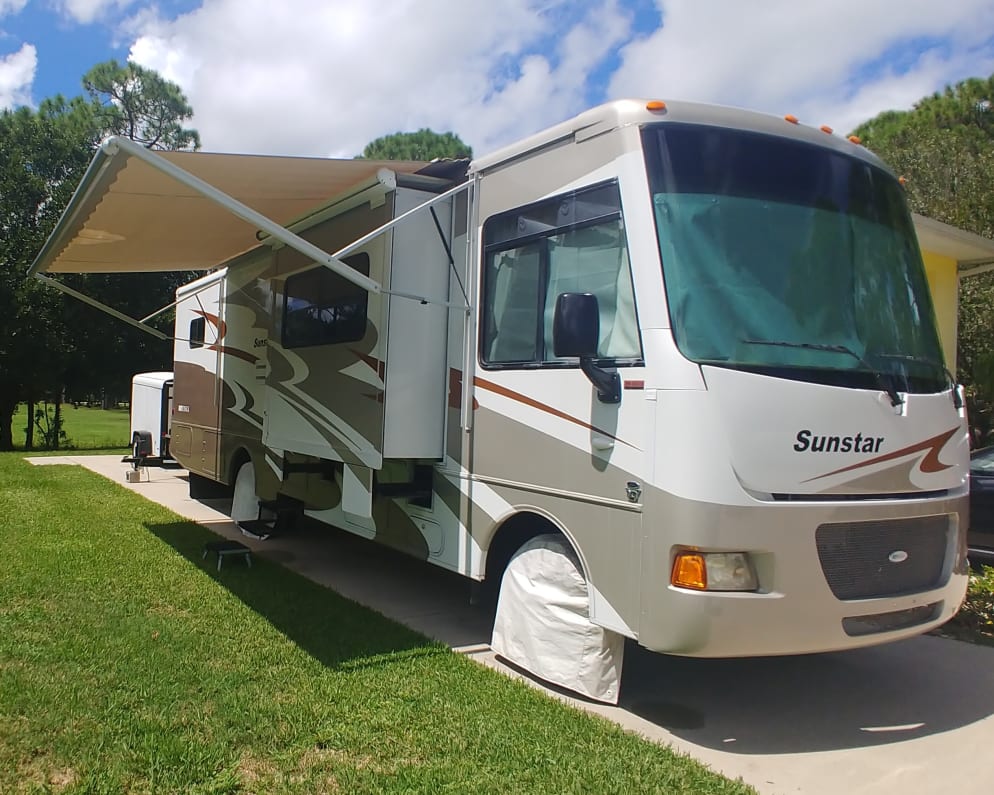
[0,453,752,794]
[12,403,130,452]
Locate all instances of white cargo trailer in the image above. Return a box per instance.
[128,371,174,463]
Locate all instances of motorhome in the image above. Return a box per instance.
[30,99,971,702]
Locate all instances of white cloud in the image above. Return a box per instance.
[55,0,135,26]
[126,0,631,156]
[0,0,28,18]
[609,0,994,135]
[114,0,994,157]
[0,41,35,108]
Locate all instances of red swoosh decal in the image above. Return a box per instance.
[805,426,960,482]
[194,311,257,364]
[474,376,637,449]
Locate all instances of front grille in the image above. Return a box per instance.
[842,602,942,636]
[815,516,949,600]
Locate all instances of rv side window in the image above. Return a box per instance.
[282,253,370,348]
[189,316,206,349]
[481,180,641,368]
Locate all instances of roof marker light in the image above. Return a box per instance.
[820,125,833,134]
[784,114,799,124]
[899,176,907,186]
[646,100,667,112]
[848,135,862,145]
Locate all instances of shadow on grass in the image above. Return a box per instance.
[146,520,446,672]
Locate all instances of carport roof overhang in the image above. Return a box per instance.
[28,136,431,277]
[912,213,994,277]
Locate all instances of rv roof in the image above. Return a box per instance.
[470,98,886,174]
[29,144,432,275]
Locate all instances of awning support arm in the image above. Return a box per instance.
[34,273,169,340]
[102,136,382,295]
[140,276,220,323]
[326,180,472,311]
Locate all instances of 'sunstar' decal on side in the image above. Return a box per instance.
[804,426,960,483]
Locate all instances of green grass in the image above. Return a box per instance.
[12,403,130,452]
[0,453,752,794]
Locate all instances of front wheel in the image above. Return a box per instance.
[490,533,625,704]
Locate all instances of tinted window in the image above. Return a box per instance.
[282,253,370,348]
[642,123,946,393]
[481,181,641,368]
[189,316,206,349]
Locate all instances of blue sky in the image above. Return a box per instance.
[2,1,993,158]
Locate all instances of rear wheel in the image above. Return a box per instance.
[231,460,258,523]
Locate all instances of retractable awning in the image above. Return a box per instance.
[29,136,430,277]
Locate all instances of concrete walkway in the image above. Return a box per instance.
[29,455,994,795]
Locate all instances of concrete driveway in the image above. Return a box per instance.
[30,455,994,795]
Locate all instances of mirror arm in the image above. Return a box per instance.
[580,358,622,404]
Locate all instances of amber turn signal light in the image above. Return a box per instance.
[671,552,708,590]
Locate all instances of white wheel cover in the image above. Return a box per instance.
[491,533,625,704]
[231,462,258,523]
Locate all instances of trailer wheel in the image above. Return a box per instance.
[231,460,259,523]
[491,533,625,704]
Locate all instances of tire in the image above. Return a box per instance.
[231,460,259,523]
[491,533,625,703]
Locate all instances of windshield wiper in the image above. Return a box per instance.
[740,339,904,407]
[872,353,962,408]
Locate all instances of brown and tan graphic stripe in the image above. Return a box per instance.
[473,376,638,450]
[805,426,960,483]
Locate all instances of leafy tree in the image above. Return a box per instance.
[83,59,201,151]
[0,61,200,450]
[0,98,98,449]
[854,74,994,444]
[361,129,471,161]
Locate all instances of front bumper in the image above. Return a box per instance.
[637,492,969,656]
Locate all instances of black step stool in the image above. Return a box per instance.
[203,539,252,571]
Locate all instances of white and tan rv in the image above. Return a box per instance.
[30,99,971,702]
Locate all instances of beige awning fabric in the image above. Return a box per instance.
[29,139,429,275]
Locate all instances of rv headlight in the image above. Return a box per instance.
[671,552,758,592]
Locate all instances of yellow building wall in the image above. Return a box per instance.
[922,250,958,369]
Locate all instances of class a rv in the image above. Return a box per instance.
[30,99,971,702]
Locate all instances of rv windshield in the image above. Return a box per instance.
[642,123,947,393]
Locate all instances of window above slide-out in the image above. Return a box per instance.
[642,123,948,394]
[480,180,643,370]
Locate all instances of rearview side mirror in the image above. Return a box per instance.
[553,292,621,404]
[553,292,599,358]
